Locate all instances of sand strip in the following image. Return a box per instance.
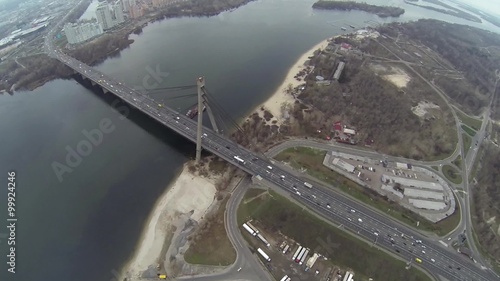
[260,39,331,122]
[119,164,216,280]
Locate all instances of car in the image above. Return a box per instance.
[431,258,435,263]
[237,267,242,272]
[422,250,426,254]
[350,209,356,213]
[311,195,317,199]
[347,218,352,222]
[175,117,180,120]
[266,165,273,170]
[326,203,331,209]
[358,218,363,223]
[296,191,301,196]
[280,175,285,180]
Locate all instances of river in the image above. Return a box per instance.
[0,0,498,280]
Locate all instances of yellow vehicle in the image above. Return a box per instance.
[158,274,167,279]
[415,258,422,263]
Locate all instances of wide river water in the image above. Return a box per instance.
[0,0,499,280]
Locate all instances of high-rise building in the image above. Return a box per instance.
[112,1,125,23]
[64,21,103,44]
[96,2,113,30]
[95,1,125,30]
[121,0,131,12]
[129,4,144,19]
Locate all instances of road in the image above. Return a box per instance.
[44,10,500,281]
[178,177,273,281]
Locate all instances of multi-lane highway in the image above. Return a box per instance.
[43,11,500,280]
[45,52,499,281]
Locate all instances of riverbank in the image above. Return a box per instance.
[259,38,330,124]
[119,164,217,280]
[118,37,334,279]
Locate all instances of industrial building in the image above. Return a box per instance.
[64,21,103,44]
[381,174,443,191]
[333,61,345,80]
[332,158,355,173]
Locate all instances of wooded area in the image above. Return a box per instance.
[389,20,500,115]
[312,1,405,17]
[472,132,500,262]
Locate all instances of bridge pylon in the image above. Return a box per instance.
[195,77,220,163]
[196,77,204,163]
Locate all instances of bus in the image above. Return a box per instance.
[304,182,313,189]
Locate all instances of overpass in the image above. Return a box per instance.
[44,48,500,281]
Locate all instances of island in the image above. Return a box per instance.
[403,0,481,23]
[312,0,405,17]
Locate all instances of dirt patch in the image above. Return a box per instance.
[411,100,441,118]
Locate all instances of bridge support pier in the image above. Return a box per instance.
[195,77,204,163]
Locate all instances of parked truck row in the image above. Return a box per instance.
[242,221,270,247]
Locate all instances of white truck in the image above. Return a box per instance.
[257,233,271,248]
[257,248,271,262]
[299,249,309,265]
[234,156,246,164]
[242,223,256,236]
[304,182,313,189]
[292,246,303,261]
[295,247,307,263]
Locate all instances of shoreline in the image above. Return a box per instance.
[259,38,331,123]
[118,164,217,280]
[117,37,334,279]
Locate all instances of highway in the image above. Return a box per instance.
[46,51,498,280]
[43,11,500,281]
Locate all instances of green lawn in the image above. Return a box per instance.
[462,133,472,156]
[274,147,459,236]
[456,110,482,131]
[431,166,439,171]
[452,155,462,170]
[238,189,432,281]
[461,124,476,137]
[184,198,236,266]
[442,165,463,184]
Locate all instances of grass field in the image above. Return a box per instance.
[442,165,463,184]
[184,198,236,266]
[452,155,462,170]
[274,147,460,236]
[457,110,482,131]
[462,133,472,156]
[461,124,476,137]
[432,166,439,171]
[238,189,432,281]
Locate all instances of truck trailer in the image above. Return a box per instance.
[292,246,303,261]
[304,182,313,189]
[282,244,290,254]
[242,223,256,236]
[257,233,271,247]
[246,221,260,235]
[299,249,309,265]
[295,247,307,263]
[257,248,271,262]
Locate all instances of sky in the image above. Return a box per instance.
[460,0,500,16]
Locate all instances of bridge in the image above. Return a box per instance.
[45,47,499,281]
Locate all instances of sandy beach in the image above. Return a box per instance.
[118,38,334,280]
[260,39,331,123]
[119,164,217,280]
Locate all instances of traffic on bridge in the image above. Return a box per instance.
[45,44,499,281]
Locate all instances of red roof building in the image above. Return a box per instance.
[333,121,342,132]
